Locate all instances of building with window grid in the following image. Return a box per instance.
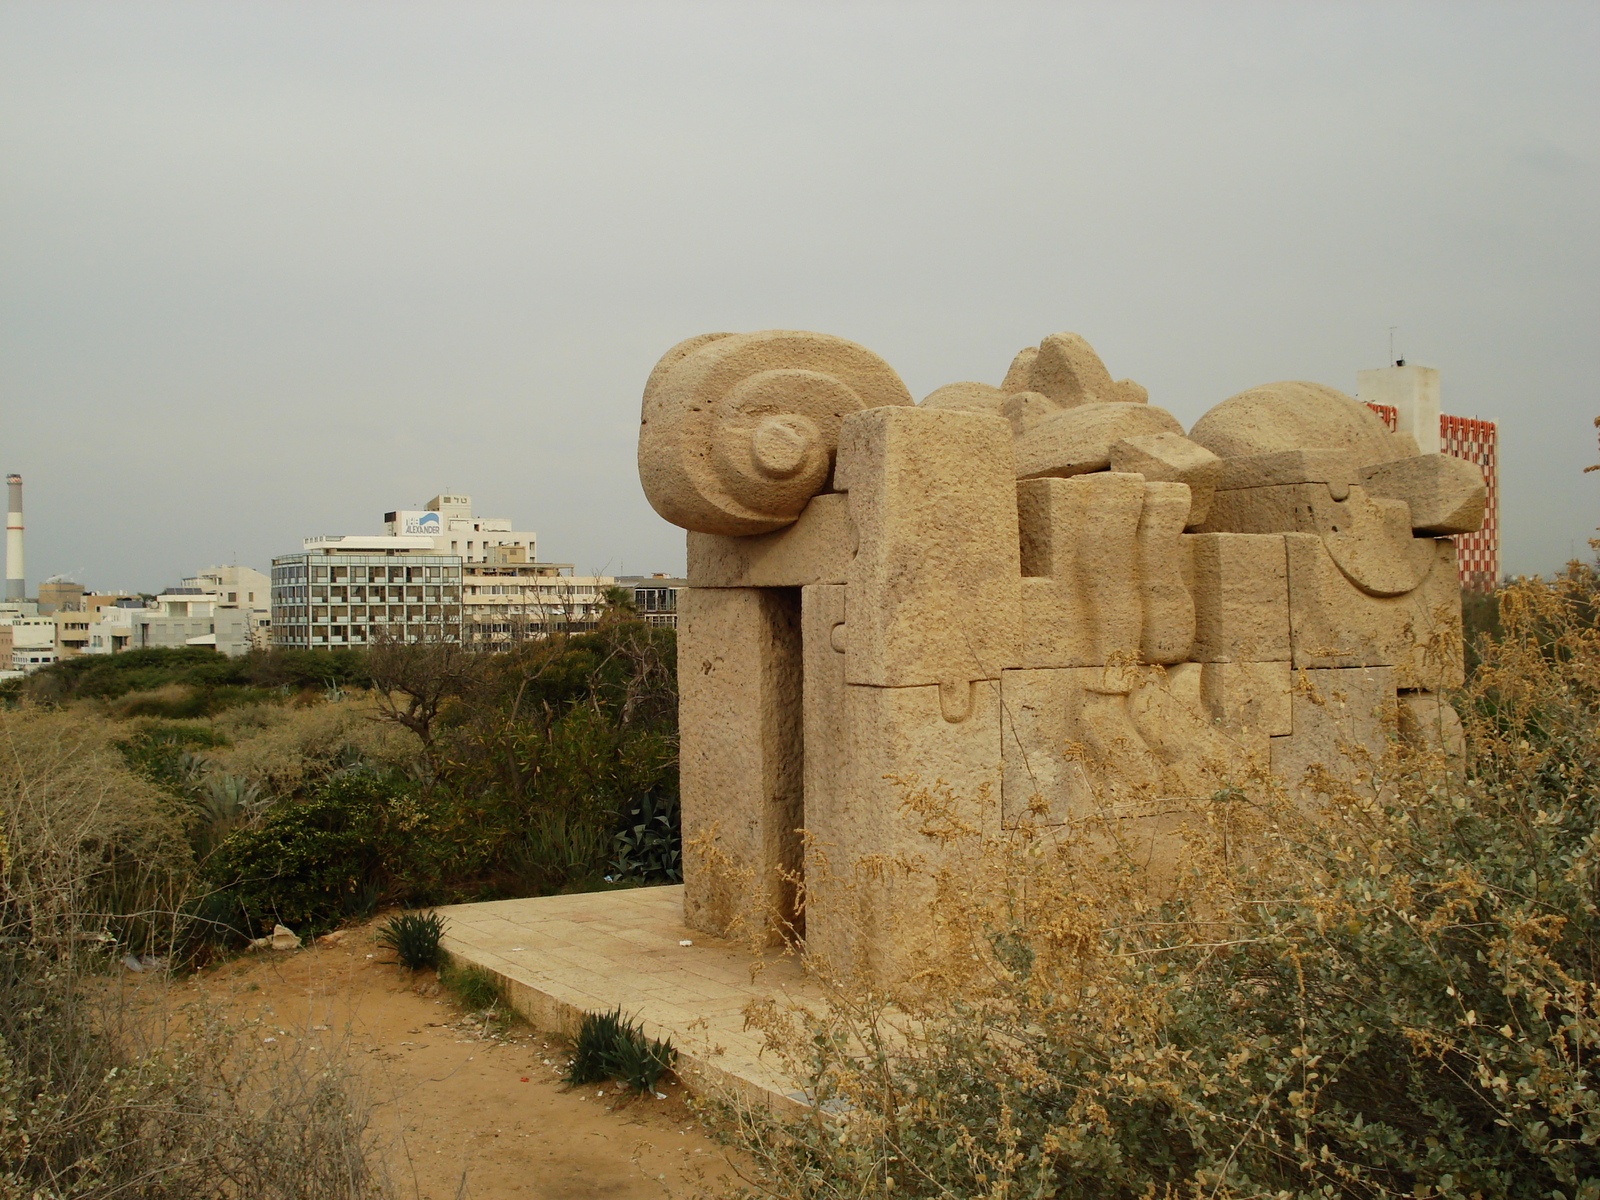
[615,575,687,628]
[461,546,616,648]
[271,536,463,648]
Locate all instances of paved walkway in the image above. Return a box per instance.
[435,885,818,1109]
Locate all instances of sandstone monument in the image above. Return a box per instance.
[637,330,1485,981]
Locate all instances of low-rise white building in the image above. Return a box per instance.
[130,591,256,656]
[181,565,272,649]
[10,614,59,672]
[462,546,614,649]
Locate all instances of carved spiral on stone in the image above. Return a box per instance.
[638,330,914,535]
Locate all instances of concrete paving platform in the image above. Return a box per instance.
[435,885,817,1110]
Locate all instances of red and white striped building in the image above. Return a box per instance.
[1359,364,1498,593]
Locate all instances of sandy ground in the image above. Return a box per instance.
[158,917,744,1199]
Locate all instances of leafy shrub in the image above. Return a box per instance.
[377,910,446,971]
[205,697,419,800]
[563,1006,676,1094]
[27,646,253,702]
[734,567,1600,1199]
[201,773,398,935]
[21,645,374,705]
[116,721,230,790]
[2,708,192,951]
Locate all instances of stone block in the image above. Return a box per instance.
[999,664,1267,859]
[1199,482,1436,598]
[1001,346,1039,393]
[1001,390,1057,436]
[1199,660,1293,737]
[1137,481,1196,664]
[1183,532,1291,662]
[1213,448,1360,499]
[1013,402,1184,480]
[920,381,1007,414]
[1110,432,1223,525]
[1397,691,1466,763]
[1017,474,1143,667]
[1284,534,1463,689]
[800,583,849,969]
[677,587,804,945]
[1023,332,1149,408]
[807,679,1003,982]
[686,493,854,588]
[837,407,1020,687]
[1360,454,1486,535]
[1269,666,1396,801]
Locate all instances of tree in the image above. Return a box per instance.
[365,636,482,768]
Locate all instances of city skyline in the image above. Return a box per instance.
[2,2,1595,592]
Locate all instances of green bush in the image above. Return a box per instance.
[116,722,230,792]
[201,773,398,935]
[26,646,253,702]
[441,963,503,1012]
[21,645,375,706]
[424,624,680,896]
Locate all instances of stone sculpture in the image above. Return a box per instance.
[637,330,1484,982]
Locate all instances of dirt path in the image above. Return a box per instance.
[183,917,742,1199]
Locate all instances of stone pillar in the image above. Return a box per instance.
[800,407,1018,982]
[677,586,804,945]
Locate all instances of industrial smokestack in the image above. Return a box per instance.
[6,474,23,602]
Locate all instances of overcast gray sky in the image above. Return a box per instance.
[2,1,1595,591]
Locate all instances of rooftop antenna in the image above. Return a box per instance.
[1389,326,1404,367]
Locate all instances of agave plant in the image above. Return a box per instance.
[194,772,264,825]
[563,1006,676,1094]
[376,910,447,971]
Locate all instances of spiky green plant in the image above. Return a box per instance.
[376,910,446,971]
[562,1006,677,1094]
[564,1007,624,1086]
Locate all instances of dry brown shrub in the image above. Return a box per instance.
[205,697,420,797]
